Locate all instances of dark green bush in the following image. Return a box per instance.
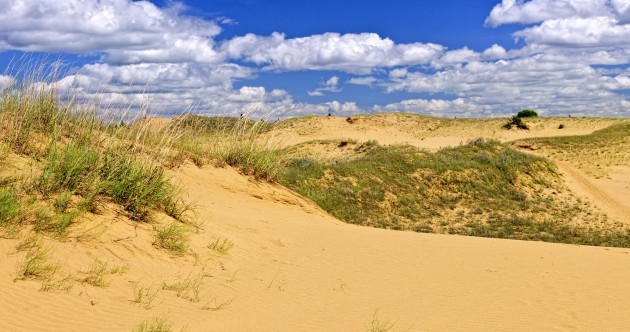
[517,109,538,118]
[503,116,529,130]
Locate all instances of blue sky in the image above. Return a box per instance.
[0,0,629,118]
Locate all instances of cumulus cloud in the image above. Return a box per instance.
[57,62,252,95]
[514,16,630,47]
[435,47,480,67]
[482,44,508,60]
[222,32,445,74]
[485,0,612,26]
[373,98,492,117]
[1,0,629,119]
[347,76,377,86]
[0,0,223,64]
[51,61,362,120]
[308,76,341,96]
[386,55,630,116]
[326,100,361,114]
[487,0,630,50]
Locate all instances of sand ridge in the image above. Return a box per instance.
[268,115,623,151]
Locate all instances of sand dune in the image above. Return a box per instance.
[1,114,629,331]
[269,115,622,151]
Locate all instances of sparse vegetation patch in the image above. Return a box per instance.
[133,317,173,332]
[517,122,630,176]
[279,138,630,247]
[154,222,190,255]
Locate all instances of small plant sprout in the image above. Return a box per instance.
[15,245,59,281]
[133,317,173,332]
[207,237,234,255]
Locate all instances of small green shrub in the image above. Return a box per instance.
[517,109,538,118]
[100,151,173,221]
[218,140,281,181]
[81,260,128,287]
[38,143,99,196]
[133,317,173,332]
[53,191,73,213]
[154,222,189,255]
[16,245,59,280]
[207,237,234,255]
[33,207,78,235]
[161,274,203,302]
[0,188,21,225]
[503,116,529,130]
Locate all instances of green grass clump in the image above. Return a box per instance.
[37,143,100,196]
[207,237,234,255]
[154,222,190,255]
[32,207,79,235]
[133,317,173,332]
[0,187,21,226]
[16,245,59,280]
[37,143,181,221]
[170,114,275,135]
[217,139,281,180]
[99,151,173,221]
[81,260,128,287]
[162,274,203,302]
[166,114,282,180]
[279,138,629,247]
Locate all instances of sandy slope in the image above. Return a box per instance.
[1,114,630,331]
[553,162,630,225]
[2,164,629,331]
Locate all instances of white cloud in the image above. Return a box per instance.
[308,75,341,96]
[222,32,445,74]
[347,76,377,86]
[514,16,630,47]
[486,1,630,50]
[58,62,252,94]
[307,90,324,97]
[385,55,630,116]
[485,0,612,26]
[482,44,508,60]
[51,61,365,120]
[326,101,361,114]
[1,0,629,119]
[389,68,409,79]
[374,98,492,117]
[435,47,480,67]
[0,0,223,64]
[228,86,267,102]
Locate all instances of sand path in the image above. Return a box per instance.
[554,162,630,225]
